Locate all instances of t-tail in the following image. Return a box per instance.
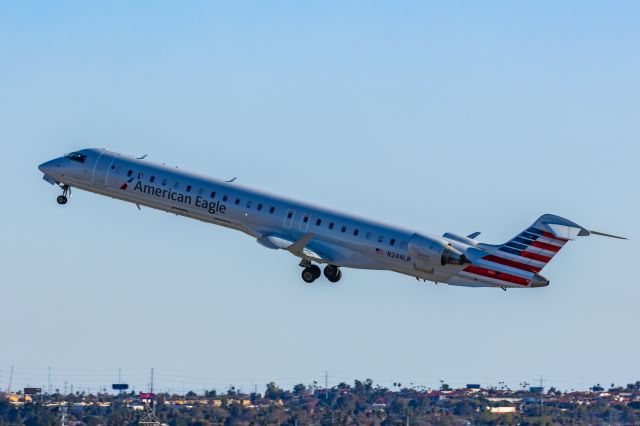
[450,214,625,289]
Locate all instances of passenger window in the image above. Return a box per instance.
[365,232,372,240]
[111,165,115,170]
[341,226,347,233]
[223,195,228,202]
[329,223,335,230]
[390,238,396,246]
[316,219,322,226]
[150,176,155,183]
[287,211,293,219]
[257,204,263,211]
[210,191,216,199]
[354,229,359,236]
[269,207,275,214]
[303,216,309,223]
[198,188,204,195]
[246,201,252,208]
[235,199,240,205]
[186,185,192,192]
[161,178,167,186]
[137,172,143,179]
[378,235,385,243]
[127,170,133,177]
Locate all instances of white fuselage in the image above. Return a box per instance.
[40,148,548,288]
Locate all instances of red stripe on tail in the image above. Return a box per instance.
[542,231,569,243]
[463,266,530,286]
[483,255,542,273]
[520,251,552,263]
[530,241,561,253]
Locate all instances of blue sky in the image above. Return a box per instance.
[1,1,638,394]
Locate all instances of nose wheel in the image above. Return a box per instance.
[56,185,71,205]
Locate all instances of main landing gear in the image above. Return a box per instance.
[323,264,342,283]
[301,265,321,283]
[300,261,342,284]
[56,185,71,205]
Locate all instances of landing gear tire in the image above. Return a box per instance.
[56,184,71,205]
[324,265,342,283]
[302,267,319,283]
[309,265,321,279]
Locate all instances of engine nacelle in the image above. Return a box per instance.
[408,233,470,268]
[442,232,479,247]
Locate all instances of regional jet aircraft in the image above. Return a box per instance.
[38,149,625,289]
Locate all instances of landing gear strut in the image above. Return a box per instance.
[324,265,342,283]
[56,185,71,205]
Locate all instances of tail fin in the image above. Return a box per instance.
[479,214,590,273]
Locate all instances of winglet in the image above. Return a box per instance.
[467,232,481,239]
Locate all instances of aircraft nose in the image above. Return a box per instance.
[38,159,59,176]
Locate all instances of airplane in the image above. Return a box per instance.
[38,148,625,289]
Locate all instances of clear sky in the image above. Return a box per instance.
[1,1,638,394]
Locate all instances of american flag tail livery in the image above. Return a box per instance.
[449,214,625,289]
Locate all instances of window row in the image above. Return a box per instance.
[124,169,278,215]
[307,215,402,247]
[123,168,406,248]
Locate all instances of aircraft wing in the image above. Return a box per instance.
[256,233,331,263]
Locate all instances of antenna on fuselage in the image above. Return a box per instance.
[137,154,148,160]
[226,177,237,183]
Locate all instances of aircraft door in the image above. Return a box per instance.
[91,152,115,187]
[299,213,311,232]
[284,208,295,228]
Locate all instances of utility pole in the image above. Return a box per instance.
[325,371,328,401]
[7,366,13,393]
[139,368,160,426]
[48,367,51,394]
[539,375,544,417]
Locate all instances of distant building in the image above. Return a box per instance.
[490,406,517,414]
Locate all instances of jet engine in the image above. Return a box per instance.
[440,245,469,266]
[408,233,470,268]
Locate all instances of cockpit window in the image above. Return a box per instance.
[65,152,87,163]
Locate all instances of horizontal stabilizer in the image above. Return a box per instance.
[467,232,481,239]
[590,230,627,240]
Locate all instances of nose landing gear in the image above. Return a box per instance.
[56,185,71,205]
